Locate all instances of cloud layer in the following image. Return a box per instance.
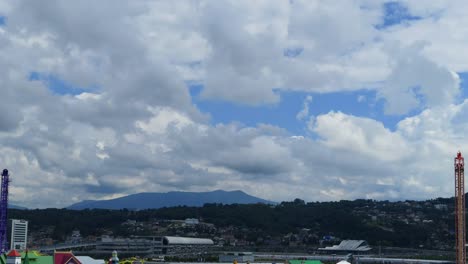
[0,0,466,208]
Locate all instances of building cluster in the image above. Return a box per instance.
[349,200,452,249]
[13,198,458,259]
[90,235,214,257]
[3,216,216,259]
[27,218,218,249]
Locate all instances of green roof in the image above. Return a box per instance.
[23,252,29,264]
[20,251,53,264]
[289,260,322,264]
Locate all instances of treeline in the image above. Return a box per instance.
[7,197,455,248]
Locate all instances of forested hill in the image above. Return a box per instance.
[67,190,275,210]
[9,197,455,249]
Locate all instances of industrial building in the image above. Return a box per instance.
[184,218,199,225]
[161,236,214,255]
[7,220,27,251]
[319,240,371,253]
[85,235,214,257]
[95,236,162,256]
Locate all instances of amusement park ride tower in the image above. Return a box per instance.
[455,152,466,264]
[0,169,9,254]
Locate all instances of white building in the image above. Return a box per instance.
[184,218,199,225]
[319,240,371,252]
[70,230,82,243]
[9,219,28,250]
[76,256,106,264]
[162,236,214,255]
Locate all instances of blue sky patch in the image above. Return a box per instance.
[0,16,5,26]
[188,72,468,136]
[190,84,417,135]
[29,72,95,95]
[456,72,468,104]
[284,47,304,58]
[377,2,421,29]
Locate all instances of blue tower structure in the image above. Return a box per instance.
[0,169,10,254]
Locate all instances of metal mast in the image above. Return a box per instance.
[455,152,466,264]
[0,169,9,254]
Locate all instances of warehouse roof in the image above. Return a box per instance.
[337,261,351,264]
[320,240,371,251]
[76,256,105,264]
[162,236,214,245]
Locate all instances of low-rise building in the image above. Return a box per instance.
[319,240,371,253]
[162,236,214,256]
[184,218,199,225]
[96,236,163,256]
[218,252,254,262]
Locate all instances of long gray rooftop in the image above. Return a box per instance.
[319,240,372,251]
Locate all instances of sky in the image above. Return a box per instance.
[0,1,468,208]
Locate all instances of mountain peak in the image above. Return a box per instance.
[67,190,275,210]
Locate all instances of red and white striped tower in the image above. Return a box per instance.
[455,151,466,264]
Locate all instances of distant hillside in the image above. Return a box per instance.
[9,197,456,249]
[67,190,275,210]
[9,204,27,210]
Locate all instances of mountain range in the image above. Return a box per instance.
[67,190,275,210]
[9,204,27,210]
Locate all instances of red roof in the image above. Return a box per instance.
[7,250,21,257]
[54,252,81,264]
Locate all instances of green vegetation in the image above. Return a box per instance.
[8,197,456,249]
